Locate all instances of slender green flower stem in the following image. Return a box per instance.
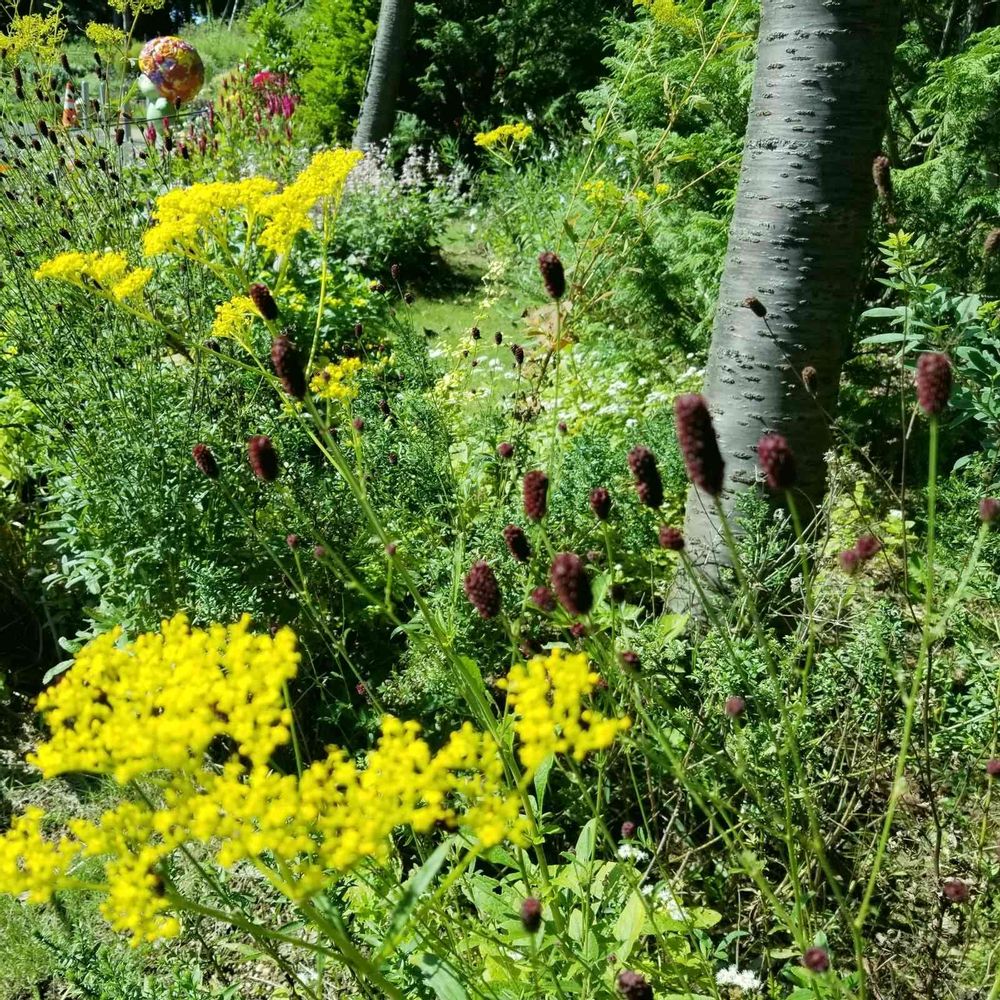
[712,497,807,943]
[713,498,865,975]
[624,684,794,930]
[856,417,939,937]
[785,493,818,704]
[295,896,406,1000]
[987,960,1000,1000]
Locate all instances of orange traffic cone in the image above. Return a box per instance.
[61,83,77,128]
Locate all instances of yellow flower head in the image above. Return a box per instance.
[635,0,699,33]
[111,267,153,302]
[0,807,77,904]
[30,614,299,783]
[499,648,630,770]
[0,12,66,62]
[309,356,363,402]
[34,251,150,302]
[474,122,533,149]
[258,148,363,255]
[143,178,278,258]
[85,22,127,51]
[582,179,624,206]
[211,295,258,340]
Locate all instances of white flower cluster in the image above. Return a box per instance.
[640,882,685,921]
[616,843,649,864]
[715,965,763,993]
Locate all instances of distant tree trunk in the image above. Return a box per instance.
[682,0,901,577]
[353,0,414,150]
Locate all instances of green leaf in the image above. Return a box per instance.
[612,889,648,961]
[574,818,597,864]
[859,332,914,345]
[533,754,554,812]
[861,307,907,319]
[412,952,469,1000]
[377,839,452,960]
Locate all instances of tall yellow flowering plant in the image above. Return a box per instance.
[0,616,627,997]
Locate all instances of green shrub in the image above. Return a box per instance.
[331,143,468,276]
[295,0,376,142]
[248,0,309,77]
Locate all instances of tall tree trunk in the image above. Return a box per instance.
[353,0,414,150]
[682,0,901,576]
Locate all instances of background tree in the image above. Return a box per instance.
[682,0,903,574]
[353,0,414,148]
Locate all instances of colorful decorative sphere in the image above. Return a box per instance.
[138,36,205,105]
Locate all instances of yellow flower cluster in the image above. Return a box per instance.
[34,252,152,302]
[258,148,364,255]
[583,179,625,206]
[0,808,77,904]
[499,648,631,770]
[31,615,297,782]
[635,0,699,34]
[106,0,167,17]
[210,295,258,340]
[0,615,627,943]
[143,178,278,258]
[0,619,627,944]
[473,123,533,149]
[85,22,127,51]
[143,151,361,261]
[309,357,362,402]
[0,13,66,61]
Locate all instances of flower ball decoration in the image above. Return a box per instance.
[138,36,205,105]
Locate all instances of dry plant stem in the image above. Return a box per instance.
[856,417,939,942]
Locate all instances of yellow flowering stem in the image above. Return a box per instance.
[282,680,304,778]
[166,892,343,963]
[294,895,405,1000]
[374,841,480,963]
[308,203,332,375]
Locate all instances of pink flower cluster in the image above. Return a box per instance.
[251,70,299,120]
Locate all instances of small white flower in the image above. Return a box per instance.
[617,844,649,863]
[716,965,763,993]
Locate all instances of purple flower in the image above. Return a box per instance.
[550,553,592,616]
[674,394,724,496]
[915,353,952,415]
[757,433,796,491]
[464,560,502,619]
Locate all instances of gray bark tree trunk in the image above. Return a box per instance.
[682,0,901,577]
[353,0,415,150]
